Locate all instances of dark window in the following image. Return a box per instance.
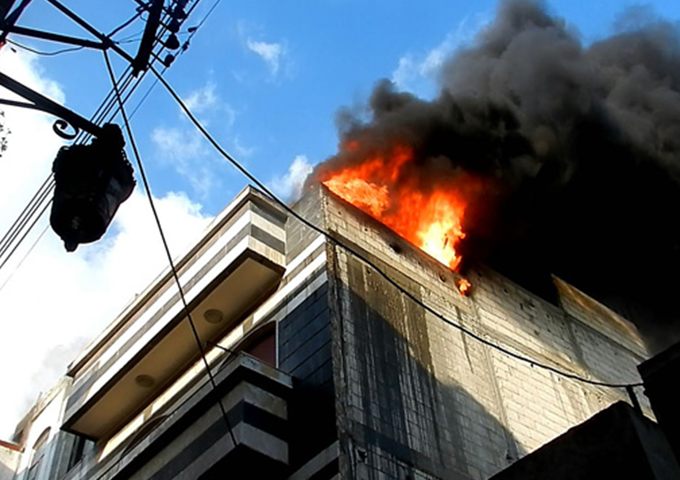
[244,328,276,366]
[67,434,88,471]
[215,324,277,373]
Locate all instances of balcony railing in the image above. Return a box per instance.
[69,353,292,480]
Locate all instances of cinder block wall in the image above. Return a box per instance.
[318,187,649,480]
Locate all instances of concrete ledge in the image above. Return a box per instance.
[83,354,292,480]
[490,402,680,480]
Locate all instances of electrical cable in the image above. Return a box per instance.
[0,180,53,261]
[6,39,84,56]
[116,36,144,45]
[126,71,162,119]
[149,63,644,391]
[0,173,52,254]
[0,197,51,273]
[0,65,133,267]
[0,0,207,279]
[0,2,179,274]
[112,29,144,44]
[104,50,239,449]
[87,0,180,135]
[0,0,643,393]
[0,221,49,296]
[189,0,222,33]
[108,11,143,38]
[126,0,221,128]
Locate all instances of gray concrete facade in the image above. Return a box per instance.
[1,185,668,480]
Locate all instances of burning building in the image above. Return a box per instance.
[2,2,680,479]
[1,183,679,480]
[312,0,680,352]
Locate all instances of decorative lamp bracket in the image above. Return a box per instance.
[0,71,102,139]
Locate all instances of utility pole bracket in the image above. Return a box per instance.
[0,71,103,139]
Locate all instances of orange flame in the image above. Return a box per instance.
[321,144,468,271]
[457,279,472,296]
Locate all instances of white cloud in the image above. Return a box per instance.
[152,125,207,159]
[247,39,286,76]
[182,82,236,129]
[0,50,213,439]
[391,13,490,97]
[392,38,455,97]
[221,103,237,129]
[0,189,212,439]
[232,135,255,158]
[149,81,240,198]
[0,49,64,104]
[151,126,217,197]
[0,51,67,228]
[183,82,218,114]
[268,155,313,202]
[236,21,291,79]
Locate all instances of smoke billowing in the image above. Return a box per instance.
[309,1,680,352]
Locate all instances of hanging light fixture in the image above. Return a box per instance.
[50,124,135,252]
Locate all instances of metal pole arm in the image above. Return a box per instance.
[44,0,135,65]
[0,71,102,139]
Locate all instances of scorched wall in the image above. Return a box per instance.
[305,186,650,480]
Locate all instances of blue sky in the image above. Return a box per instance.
[0,0,679,437]
[10,0,680,212]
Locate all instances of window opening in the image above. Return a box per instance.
[26,427,51,480]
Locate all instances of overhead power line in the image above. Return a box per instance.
[103,49,238,450]
[0,225,48,295]
[191,0,223,33]
[6,39,84,56]
[107,10,143,38]
[148,63,644,392]
[0,1,193,278]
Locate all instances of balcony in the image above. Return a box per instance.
[83,354,293,480]
[62,187,287,440]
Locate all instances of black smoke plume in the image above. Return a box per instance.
[309,0,680,352]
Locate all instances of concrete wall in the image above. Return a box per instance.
[5,185,653,480]
[490,402,680,480]
[0,442,21,480]
[320,188,650,480]
[10,378,72,480]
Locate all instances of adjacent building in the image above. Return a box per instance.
[1,185,676,480]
